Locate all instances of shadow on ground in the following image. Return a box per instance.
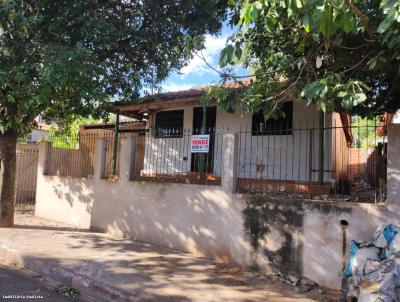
[0,215,336,302]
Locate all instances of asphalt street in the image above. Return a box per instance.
[0,261,76,302]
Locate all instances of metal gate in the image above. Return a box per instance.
[15,144,39,213]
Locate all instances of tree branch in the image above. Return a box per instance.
[344,0,374,41]
[341,51,374,74]
[195,51,254,79]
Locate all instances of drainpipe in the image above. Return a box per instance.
[340,219,349,295]
[112,110,120,176]
[318,110,325,185]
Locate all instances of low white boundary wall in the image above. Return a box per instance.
[35,126,400,290]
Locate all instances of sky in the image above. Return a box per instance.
[160,25,248,92]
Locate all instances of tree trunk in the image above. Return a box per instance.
[0,135,17,227]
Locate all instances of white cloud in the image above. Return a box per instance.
[161,82,195,92]
[179,34,228,78]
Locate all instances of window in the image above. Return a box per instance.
[251,102,293,135]
[155,110,184,138]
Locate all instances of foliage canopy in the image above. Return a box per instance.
[210,0,400,118]
[0,0,227,136]
[0,0,227,225]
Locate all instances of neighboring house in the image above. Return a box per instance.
[30,116,51,142]
[79,121,147,178]
[20,117,51,143]
[26,127,49,143]
[376,110,400,137]
[393,110,400,123]
[114,87,352,193]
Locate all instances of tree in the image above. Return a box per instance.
[0,0,227,226]
[209,0,400,118]
[46,116,102,149]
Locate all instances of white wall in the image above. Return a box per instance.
[302,201,396,289]
[36,136,253,266]
[28,129,49,143]
[34,129,400,290]
[35,142,94,228]
[393,110,400,123]
[142,102,334,182]
[215,103,334,182]
[36,170,395,290]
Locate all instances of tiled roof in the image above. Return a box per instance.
[114,79,252,106]
[141,88,205,101]
[82,121,146,130]
[35,123,52,131]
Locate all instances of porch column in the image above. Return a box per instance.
[387,124,400,208]
[221,133,239,193]
[94,139,106,180]
[120,138,135,182]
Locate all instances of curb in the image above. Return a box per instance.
[0,243,143,302]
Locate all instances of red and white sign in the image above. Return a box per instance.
[191,135,210,153]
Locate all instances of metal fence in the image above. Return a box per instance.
[236,122,386,203]
[39,121,387,203]
[45,133,98,178]
[126,128,225,185]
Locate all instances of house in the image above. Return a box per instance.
[79,121,147,178]
[20,117,51,143]
[377,110,400,137]
[33,84,391,290]
[114,86,353,194]
[26,127,50,143]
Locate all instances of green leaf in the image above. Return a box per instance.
[254,1,263,10]
[367,57,378,70]
[353,93,367,104]
[317,99,327,112]
[219,45,235,67]
[343,97,354,111]
[311,33,320,42]
[380,0,397,10]
[378,10,398,33]
[319,8,337,37]
[342,16,354,33]
[250,4,260,20]
[303,14,311,33]
[235,46,242,61]
[301,81,327,100]
[6,95,15,103]
[219,48,228,67]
